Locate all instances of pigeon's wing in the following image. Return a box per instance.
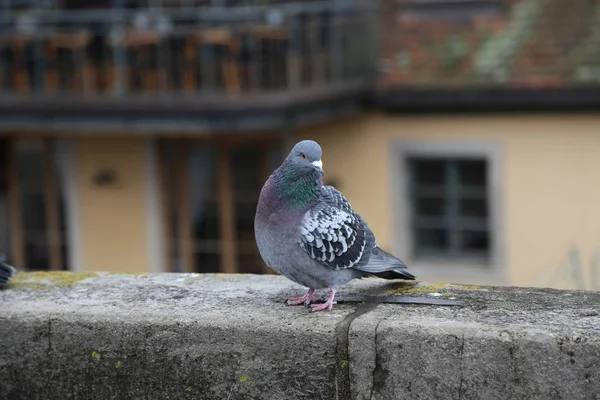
[321,185,377,246]
[320,185,354,214]
[298,187,374,270]
[321,186,377,234]
[303,186,414,279]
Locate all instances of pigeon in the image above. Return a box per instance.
[255,140,414,311]
[0,254,15,286]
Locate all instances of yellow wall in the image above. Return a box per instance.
[75,138,151,272]
[301,113,600,290]
[69,114,600,290]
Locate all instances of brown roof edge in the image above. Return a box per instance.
[372,87,600,113]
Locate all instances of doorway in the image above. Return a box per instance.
[0,137,68,270]
[159,138,282,274]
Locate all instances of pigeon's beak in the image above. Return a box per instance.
[312,160,324,175]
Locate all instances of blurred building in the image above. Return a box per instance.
[1,0,600,291]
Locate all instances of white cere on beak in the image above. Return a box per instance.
[312,160,323,169]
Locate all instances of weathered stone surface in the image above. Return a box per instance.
[1,273,350,400]
[1,273,600,400]
[347,284,600,400]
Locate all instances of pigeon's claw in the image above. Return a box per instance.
[286,288,319,306]
[311,289,337,312]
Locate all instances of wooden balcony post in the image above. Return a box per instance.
[286,21,300,90]
[329,13,342,83]
[217,144,237,274]
[157,140,174,272]
[43,138,63,271]
[44,42,59,94]
[11,39,31,94]
[6,139,25,268]
[175,141,194,273]
[201,29,242,95]
[182,39,198,91]
[44,31,92,95]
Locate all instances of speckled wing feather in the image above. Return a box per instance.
[320,185,354,214]
[298,186,373,270]
[320,186,376,247]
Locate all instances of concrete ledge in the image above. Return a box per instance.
[1,272,600,399]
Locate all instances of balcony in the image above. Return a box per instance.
[0,1,377,133]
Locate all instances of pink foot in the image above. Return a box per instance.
[311,289,337,312]
[287,288,319,306]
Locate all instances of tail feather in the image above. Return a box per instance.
[370,269,415,280]
[0,254,15,286]
[359,247,415,281]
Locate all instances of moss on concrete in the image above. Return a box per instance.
[388,281,483,296]
[108,272,149,277]
[212,274,251,281]
[9,271,100,291]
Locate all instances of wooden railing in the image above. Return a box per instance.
[0,2,377,106]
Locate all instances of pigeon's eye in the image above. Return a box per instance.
[300,153,307,159]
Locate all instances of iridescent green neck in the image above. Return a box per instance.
[277,162,321,210]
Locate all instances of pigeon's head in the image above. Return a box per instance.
[286,140,323,175]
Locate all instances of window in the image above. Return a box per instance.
[408,157,489,262]
[391,140,504,283]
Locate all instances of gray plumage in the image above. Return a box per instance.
[255,140,414,310]
[0,254,15,286]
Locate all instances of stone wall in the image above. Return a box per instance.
[1,272,599,399]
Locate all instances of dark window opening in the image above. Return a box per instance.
[408,157,490,262]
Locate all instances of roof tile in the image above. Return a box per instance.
[379,0,600,90]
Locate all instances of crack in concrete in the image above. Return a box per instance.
[457,334,465,400]
[46,315,53,357]
[502,330,523,386]
[369,317,386,400]
[335,303,378,400]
